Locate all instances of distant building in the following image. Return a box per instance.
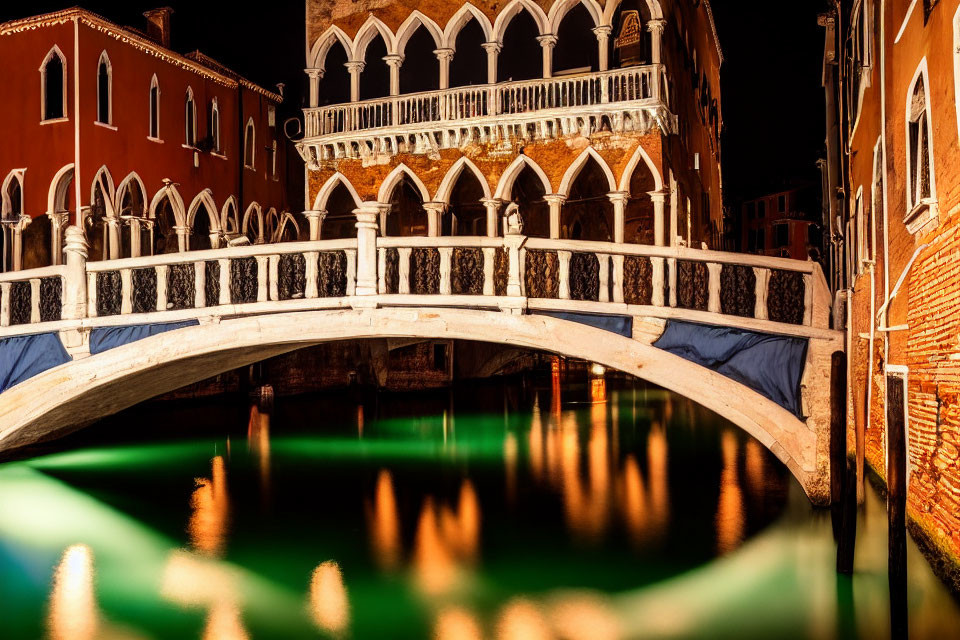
[739,184,821,261]
[299,0,724,251]
[0,7,287,272]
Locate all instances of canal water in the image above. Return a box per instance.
[1,370,959,639]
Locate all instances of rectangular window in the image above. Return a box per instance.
[746,202,755,219]
[758,201,766,218]
[756,228,766,251]
[747,229,756,252]
[775,223,789,248]
[778,195,786,212]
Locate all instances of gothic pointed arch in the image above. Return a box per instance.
[395,11,443,56]
[434,157,492,203]
[40,45,67,121]
[558,147,616,197]
[150,184,185,254]
[242,202,264,244]
[619,143,663,191]
[603,0,663,24]
[47,164,74,216]
[220,196,240,236]
[442,3,494,49]
[309,24,354,69]
[378,164,430,204]
[494,155,552,200]
[314,172,362,211]
[186,189,221,231]
[548,0,602,33]
[352,15,396,62]
[493,0,549,41]
[115,172,148,220]
[96,50,112,125]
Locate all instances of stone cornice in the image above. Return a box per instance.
[0,8,282,102]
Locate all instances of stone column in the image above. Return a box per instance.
[647,19,665,65]
[607,191,630,244]
[435,48,455,90]
[305,68,324,108]
[174,226,190,252]
[345,61,365,103]
[537,34,558,79]
[353,202,383,296]
[648,190,668,247]
[669,170,679,247]
[11,216,31,271]
[62,225,88,321]
[303,210,326,241]
[106,216,121,260]
[48,212,69,266]
[130,219,142,258]
[481,198,502,237]
[544,194,566,239]
[424,202,447,237]
[593,25,612,72]
[482,42,501,84]
[384,55,404,96]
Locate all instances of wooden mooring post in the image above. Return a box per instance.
[830,351,847,540]
[887,373,908,638]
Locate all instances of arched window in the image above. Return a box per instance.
[97,51,112,125]
[498,9,542,82]
[149,75,160,139]
[41,46,67,121]
[848,1,869,128]
[209,98,220,152]
[185,87,197,147]
[906,70,934,217]
[449,19,487,88]
[359,33,391,101]
[399,25,440,94]
[322,183,360,240]
[4,174,23,220]
[562,158,615,241]
[509,166,550,238]
[244,119,256,169]
[553,3,599,75]
[447,171,487,236]
[386,177,428,237]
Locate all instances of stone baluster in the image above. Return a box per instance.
[667,257,677,307]
[345,249,357,295]
[305,252,319,299]
[439,247,453,295]
[120,269,132,314]
[0,282,9,327]
[707,262,722,313]
[218,258,230,305]
[651,257,665,307]
[377,247,387,294]
[598,253,610,303]
[256,256,269,303]
[754,267,771,320]
[611,254,625,303]
[62,226,88,321]
[803,272,814,326]
[106,216,122,260]
[268,255,280,301]
[156,265,168,311]
[397,247,412,295]
[29,279,40,324]
[194,260,206,308]
[558,250,572,300]
[482,247,496,296]
[130,218,143,258]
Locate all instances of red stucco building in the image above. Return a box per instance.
[0,7,288,272]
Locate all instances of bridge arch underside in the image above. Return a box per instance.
[0,308,828,504]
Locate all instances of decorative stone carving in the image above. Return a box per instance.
[132,268,158,314]
[278,254,307,301]
[384,248,400,294]
[167,263,196,310]
[411,247,441,295]
[452,247,484,295]
[720,264,756,318]
[230,257,258,304]
[204,261,221,307]
[96,271,122,317]
[623,255,653,305]
[676,260,709,311]
[570,252,600,301]
[9,281,31,326]
[39,277,63,322]
[524,250,559,299]
[494,248,509,296]
[318,250,347,297]
[768,269,805,325]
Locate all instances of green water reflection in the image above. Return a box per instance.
[1,375,959,639]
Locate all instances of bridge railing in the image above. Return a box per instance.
[0,230,831,339]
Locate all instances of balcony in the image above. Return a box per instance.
[300,65,674,163]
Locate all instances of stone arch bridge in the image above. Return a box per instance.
[0,228,841,504]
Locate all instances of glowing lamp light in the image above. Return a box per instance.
[590,364,606,377]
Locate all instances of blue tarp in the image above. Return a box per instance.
[653,320,808,418]
[89,320,200,355]
[534,311,633,338]
[0,333,72,394]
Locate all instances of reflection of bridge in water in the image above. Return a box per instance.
[0,226,841,503]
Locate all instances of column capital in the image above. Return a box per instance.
[536,34,558,48]
[544,193,567,205]
[647,189,669,203]
[592,25,613,38]
[480,197,503,208]
[607,191,631,205]
[382,54,404,68]
[646,19,666,33]
[481,41,502,54]
[433,48,455,61]
[304,67,325,78]
[302,209,327,220]
[48,211,70,228]
[423,201,448,214]
[173,225,191,235]
[345,60,366,73]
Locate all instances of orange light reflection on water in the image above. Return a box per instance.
[309,560,350,636]
[47,544,98,640]
[715,430,745,553]
[188,456,230,557]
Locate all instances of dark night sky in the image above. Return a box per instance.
[3,2,828,205]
